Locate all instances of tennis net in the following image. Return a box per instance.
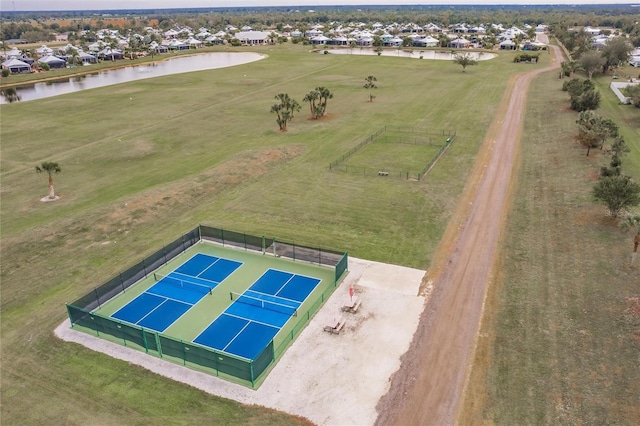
[230,291,298,316]
[154,273,214,295]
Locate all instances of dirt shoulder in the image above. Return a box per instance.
[375,41,562,426]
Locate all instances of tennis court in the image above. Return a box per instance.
[111,253,242,332]
[66,226,347,387]
[194,269,321,359]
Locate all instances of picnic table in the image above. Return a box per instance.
[341,296,361,313]
[323,316,346,334]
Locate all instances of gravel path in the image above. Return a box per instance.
[374,36,561,426]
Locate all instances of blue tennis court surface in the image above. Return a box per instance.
[194,269,321,359]
[111,254,242,332]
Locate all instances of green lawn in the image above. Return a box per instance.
[1,44,533,424]
[461,61,640,424]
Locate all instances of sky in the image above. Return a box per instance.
[1,0,637,12]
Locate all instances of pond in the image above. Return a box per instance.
[322,48,496,61]
[0,52,265,104]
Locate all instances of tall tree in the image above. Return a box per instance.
[35,161,62,200]
[453,52,478,72]
[270,93,300,131]
[576,110,618,155]
[593,175,640,217]
[364,75,377,102]
[601,37,632,73]
[579,50,606,79]
[619,213,640,265]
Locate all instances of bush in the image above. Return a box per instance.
[40,62,50,71]
[571,89,601,111]
[513,53,540,63]
[1,68,10,77]
[622,84,640,108]
[563,78,599,111]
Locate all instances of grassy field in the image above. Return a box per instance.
[1,44,533,424]
[460,62,640,423]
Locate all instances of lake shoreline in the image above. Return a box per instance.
[0,50,265,90]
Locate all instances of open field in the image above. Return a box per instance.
[460,59,640,423]
[2,37,638,425]
[1,43,533,424]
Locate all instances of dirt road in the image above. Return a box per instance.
[375,41,561,425]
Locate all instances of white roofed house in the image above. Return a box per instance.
[97,47,124,60]
[36,45,53,57]
[165,39,190,50]
[449,37,470,49]
[310,35,330,45]
[186,37,203,48]
[204,36,224,46]
[234,31,272,46]
[164,29,179,39]
[37,54,66,69]
[77,50,98,64]
[499,39,517,50]
[5,47,22,59]
[331,36,349,46]
[424,23,442,33]
[1,58,31,73]
[413,36,439,48]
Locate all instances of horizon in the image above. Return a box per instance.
[1,1,638,13]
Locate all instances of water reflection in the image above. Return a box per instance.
[0,87,21,103]
[0,52,264,104]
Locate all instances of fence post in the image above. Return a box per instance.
[94,288,101,308]
[156,332,163,358]
[142,327,149,353]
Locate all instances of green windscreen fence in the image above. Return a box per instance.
[66,225,347,387]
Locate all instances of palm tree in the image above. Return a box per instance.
[349,40,357,54]
[303,89,319,118]
[364,75,377,102]
[35,161,62,200]
[620,213,640,265]
[67,47,80,67]
[0,41,9,57]
[270,93,300,131]
[316,86,333,118]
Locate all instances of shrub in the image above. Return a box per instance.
[513,52,540,63]
[622,84,640,108]
[571,89,601,111]
[1,68,10,77]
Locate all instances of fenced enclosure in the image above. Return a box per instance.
[65,225,348,388]
[329,125,456,180]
